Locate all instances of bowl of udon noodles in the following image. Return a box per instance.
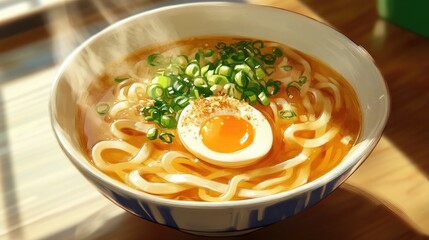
[50,2,389,237]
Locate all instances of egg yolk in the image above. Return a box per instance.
[200,115,254,153]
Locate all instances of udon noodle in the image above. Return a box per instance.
[78,37,361,202]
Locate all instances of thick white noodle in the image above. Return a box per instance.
[128,170,188,194]
[92,141,140,170]
[128,60,147,82]
[302,95,315,116]
[284,98,338,148]
[307,88,324,114]
[253,169,293,190]
[109,101,130,117]
[314,82,341,112]
[291,127,339,148]
[110,119,154,139]
[125,150,310,200]
[127,82,148,102]
[198,175,249,202]
[161,151,197,174]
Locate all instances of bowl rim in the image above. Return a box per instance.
[50,1,390,209]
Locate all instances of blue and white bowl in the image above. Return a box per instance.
[50,2,389,237]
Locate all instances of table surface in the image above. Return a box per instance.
[1,0,429,239]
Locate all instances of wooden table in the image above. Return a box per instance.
[1,0,428,239]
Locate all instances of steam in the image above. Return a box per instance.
[45,0,189,122]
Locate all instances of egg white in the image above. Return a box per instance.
[177,97,273,168]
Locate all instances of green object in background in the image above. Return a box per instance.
[377,0,429,38]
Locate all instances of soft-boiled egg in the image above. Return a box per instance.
[177,96,273,168]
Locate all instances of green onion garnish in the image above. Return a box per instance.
[204,49,215,57]
[171,55,188,67]
[147,84,164,98]
[258,92,270,106]
[234,71,248,88]
[159,132,174,144]
[298,76,308,85]
[95,103,110,115]
[134,39,291,143]
[160,115,177,129]
[152,75,171,88]
[266,80,281,95]
[286,76,308,97]
[215,42,226,49]
[186,62,200,77]
[279,110,297,119]
[255,67,266,80]
[252,40,264,49]
[114,77,128,83]
[146,128,159,140]
[262,54,276,65]
[273,48,283,57]
[148,53,166,66]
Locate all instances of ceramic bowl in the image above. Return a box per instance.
[50,2,389,237]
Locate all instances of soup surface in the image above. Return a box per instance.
[78,37,361,201]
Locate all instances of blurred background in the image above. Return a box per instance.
[1,0,428,239]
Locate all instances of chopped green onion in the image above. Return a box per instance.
[173,81,189,93]
[208,75,228,86]
[166,86,175,96]
[252,40,264,49]
[160,115,177,129]
[252,48,261,56]
[203,49,215,57]
[141,105,157,116]
[266,80,280,95]
[234,64,252,75]
[174,96,190,108]
[192,88,200,99]
[194,77,207,87]
[164,64,181,76]
[262,54,276,65]
[258,91,270,106]
[147,84,164,98]
[159,132,174,144]
[95,103,110,115]
[206,69,214,78]
[273,48,283,57]
[244,91,257,105]
[216,65,232,77]
[141,39,290,134]
[286,84,301,97]
[146,128,159,140]
[171,55,188,67]
[215,42,226,49]
[286,76,307,96]
[185,62,200,77]
[151,75,171,88]
[255,67,266,80]
[245,57,259,68]
[279,110,297,119]
[148,54,166,66]
[201,64,211,76]
[298,76,308,85]
[114,77,128,83]
[232,50,246,61]
[234,71,248,87]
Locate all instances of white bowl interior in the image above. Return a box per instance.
[51,2,389,208]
